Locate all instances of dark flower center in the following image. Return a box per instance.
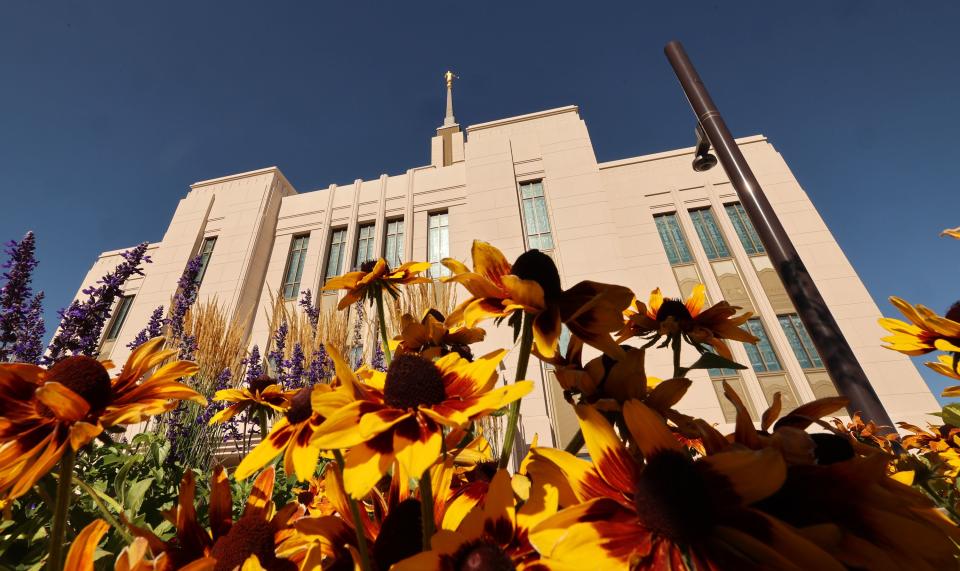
[655,299,693,324]
[373,498,423,571]
[451,539,516,571]
[946,301,960,323]
[633,450,717,544]
[510,249,562,303]
[810,433,855,465]
[285,387,314,425]
[296,490,315,506]
[46,355,112,412]
[210,516,290,571]
[248,375,276,395]
[360,260,379,273]
[383,354,446,409]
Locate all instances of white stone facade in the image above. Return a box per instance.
[75,103,938,456]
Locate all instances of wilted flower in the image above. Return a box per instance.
[394,309,485,361]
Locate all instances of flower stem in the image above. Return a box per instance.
[48,447,76,571]
[563,429,584,454]
[373,288,392,366]
[333,450,373,571]
[74,477,135,543]
[498,312,534,470]
[671,334,682,379]
[258,408,269,444]
[419,468,435,550]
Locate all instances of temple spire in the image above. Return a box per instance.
[443,70,456,126]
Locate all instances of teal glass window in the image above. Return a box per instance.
[282,235,310,300]
[654,213,693,265]
[325,228,348,279]
[520,181,555,250]
[354,223,376,269]
[689,207,730,260]
[743,318,783,373]
[428,212,449,278]
[106,295,135,340]
[384,218,404,268]
[195,237,217,285]
[778,313,823,369]
[725,203,765,255]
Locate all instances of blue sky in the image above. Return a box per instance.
[1,2,958,400]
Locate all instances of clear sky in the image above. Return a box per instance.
[1,2,958,400]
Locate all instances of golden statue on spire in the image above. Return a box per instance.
[445,70,455,89]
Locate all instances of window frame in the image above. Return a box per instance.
[653,212,694,266]
[195,236,218,285]
[724,202,766,256]
[324,227,349,282]
[353,222,376,270]
[383,217,405,268]
[427,210,450,278]
[688,207,731,260]
[105,295,135,341]
[777,313,824,370]
[742,317,784,373]
[518,180,555,251]
[281,234,310,300]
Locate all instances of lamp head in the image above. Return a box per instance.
[692,124,717,172]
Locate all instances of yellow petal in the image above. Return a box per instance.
[63,519,109,571]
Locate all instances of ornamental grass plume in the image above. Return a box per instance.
[46,242,151,363]
[0,232,40,363]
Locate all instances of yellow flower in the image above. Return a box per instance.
[0,337,203,504]
[127,466,302,570]
[63,519,109,570]
[394,469,558,570]
[235,383,349,481]
[311,345,533,498]
[879,296,960,356]
[942,226,960,239]
[208,374,292,425]
[619,284,758,360]
[926,354,960,397]
[443,240,632,359]
[395,309,486,361]
[526,402,843,570]
[322,258,431,310]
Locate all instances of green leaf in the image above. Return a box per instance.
[685,352,748,372]
[941,403,960,428]
[125,477,155,517]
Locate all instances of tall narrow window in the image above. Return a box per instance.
[383,218,404,268]
[354,223,376,269]
[689,207,730,260]
[519,181,554,250]
[654,213,693,265]
[777,313,823,369]
[725,203,765,255]
[105,295,135,341]
[428,211,449,278]
[195,237,217,285]
[743,318,782,373]
[325,228,348,280]
[282,235,310,300]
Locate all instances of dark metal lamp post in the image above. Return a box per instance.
[663,40,895,430]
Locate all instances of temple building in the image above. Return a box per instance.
[72,74,937,460]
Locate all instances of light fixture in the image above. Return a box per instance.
[692,124,718,172]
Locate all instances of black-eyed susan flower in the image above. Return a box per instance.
[126,466,302,570]
[943,226,960,239]
[62,519,109,570]
[0,337,203,504]
[322,258,431,310]
[879,297,960,356]
[394,469,558,570]
[927,354,960,396]
[311,345,533,498]
[208,374,292,425]
[619,284,758,360]
[443,240,632,359]
[526,401,845,570]
[395,309,486,361]
[898,421,960,483]
[235,383,349,481]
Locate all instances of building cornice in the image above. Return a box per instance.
[190,166,296,192]
[466,105,580,132]
[598,134,767,170]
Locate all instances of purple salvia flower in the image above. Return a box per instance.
[307,344,331,385]
[46,242,150,363]
[12,292,45,364]
[371,331,386,372]
[127,305,167,350]
[268,321,288,388]
[0,232,39,362]
[299,289,320,330]
[286,342,305,389]
[178,333,197,361]
[350,301,365,369]
[243,345,264,383]
[170,255,203,341]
